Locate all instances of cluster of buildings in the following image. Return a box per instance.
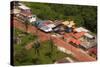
[11,1,97,62]
[11,2,37,23]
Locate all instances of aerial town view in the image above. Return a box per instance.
[11,1,97,66]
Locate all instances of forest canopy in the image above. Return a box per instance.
[22,2,97,33]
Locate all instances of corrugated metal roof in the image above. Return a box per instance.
[62,21,70,26]
[73,32,85,39]
[84,33,94,38]
[62,21,75,27]
[18,5,30,10]
[68,38,81,45]
[74,27,89,32]
[47,24,56,28]
[80,41,96,49]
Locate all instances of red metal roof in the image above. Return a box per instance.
[73,32,85,39]
[68,38,81,45]
[64,34,70,39]
[76,40,81,45]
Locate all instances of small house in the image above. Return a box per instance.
[16,12,37,23]
[79,41,96,50]
[62,20,75,33]
[18,4,31,14]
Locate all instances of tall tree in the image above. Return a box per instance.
[49,36,54,52]
[33,40,40,55]
[24,18,30,34]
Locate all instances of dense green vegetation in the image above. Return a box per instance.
[22,2,97,33]
[13,28,76,66]
[13,28,37,46]
[13,28,37,65]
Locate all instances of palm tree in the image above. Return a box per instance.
[24,19,30,34]
[32,25,41,55]
[49,31,54,52]
[35,28,39,40]
[49,36,54,51]
[33,40,40,56]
